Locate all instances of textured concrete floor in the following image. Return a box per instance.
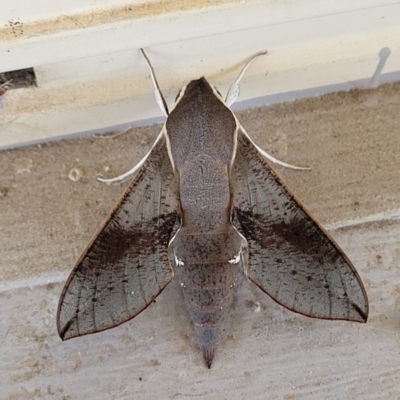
[0,82,399,399]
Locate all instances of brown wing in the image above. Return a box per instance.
[231,128,368,322]
[57,133,179,339]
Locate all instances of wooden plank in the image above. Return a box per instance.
[1,0,400,148]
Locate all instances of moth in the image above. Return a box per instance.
[57,49,369,368]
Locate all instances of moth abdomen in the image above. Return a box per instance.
[185,287,233,369]
[175,260,240,368]
[171,228,243,367]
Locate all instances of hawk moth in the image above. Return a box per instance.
[57,50,368,368]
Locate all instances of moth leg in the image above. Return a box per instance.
[225,50,267,107]
[93,127,131,140]
[240,126,310,171]
[141,48,169,117]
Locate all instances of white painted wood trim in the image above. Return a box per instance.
[0,0,399,149]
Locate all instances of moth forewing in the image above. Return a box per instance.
[231,128,368,323]
[57,132,180,340]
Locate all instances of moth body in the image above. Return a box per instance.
[167,79,243,367]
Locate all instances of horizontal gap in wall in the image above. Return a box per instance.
[0,67,37,89]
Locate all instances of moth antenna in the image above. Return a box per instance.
[97,129,165,184]
[255,145,311,170]
[225,50,268,107]
[140,48,169,116]
[97,143,153,184]
[97,160,144,184]
[240,126,311,170]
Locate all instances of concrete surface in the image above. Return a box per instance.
[0,82,400,399]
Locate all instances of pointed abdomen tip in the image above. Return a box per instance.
[201,344,217,368]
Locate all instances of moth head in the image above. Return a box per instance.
[173,77,226,110]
